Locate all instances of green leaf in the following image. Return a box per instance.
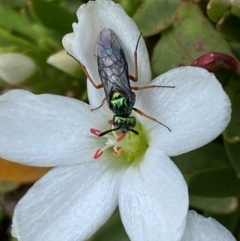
[118,0,141,16]
[188,166,240,197]
[0,15,60,53]
[224,141,240,177]
[224,75,240,143]
[231,0,240,18]
[0,28,36,51]
[152,0,233,75]
[216,11,240,43]
[0,5,42,42]
[207,0,231,23]
[230,42,240,61]
[133,0,179,36]
[190,196,238,214]
[31,0,76,35]
[172,142,230,175]
[0,181,19,193]
[0,0,27,7]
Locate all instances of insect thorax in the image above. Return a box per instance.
[110,90,133,116]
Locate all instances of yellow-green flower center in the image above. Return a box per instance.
[90,122,148,163]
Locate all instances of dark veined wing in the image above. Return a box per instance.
[95,28,132,103]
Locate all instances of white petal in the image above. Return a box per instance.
[181,210,236,241]
[47,50,81,77]
[0,53,36,84]
[137,67,231,156]
[62,33,75,56]
[12,160,125,241]
[118,148,188,241]
[63,0,151,106]
[87,78,106,108]
[0,89,107,166]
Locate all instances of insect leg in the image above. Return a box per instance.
[81,65,103,89]
[91,97,107,111]
[133,107,171,132]
[131,85,175,90]
[67,52,103,89]
[128,32,142,82]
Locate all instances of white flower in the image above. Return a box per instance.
[181,211,236,241]
[0,53,36,84]
[0,0,231,241]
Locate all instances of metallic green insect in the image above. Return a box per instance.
[81,28,174,136]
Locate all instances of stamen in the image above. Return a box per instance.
[90,128,101,136]
[113,147,122,156]
[90,124,143,160]
[94,149,103,159]
[117,133,126,142]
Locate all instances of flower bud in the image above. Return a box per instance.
[0,53,36,84]
[47,50,81,77]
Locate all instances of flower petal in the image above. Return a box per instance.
[181,210,236,241]
[137,66,231,156]
[12,160,124,241]
[62,0,151,106]
[47,50,81,77]
[0,53,36,84]
[87,79,106,108]
[118,148,188,241]
[62,33,75,56]
[0,89,106,166]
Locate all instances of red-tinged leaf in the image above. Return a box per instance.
[192,52,240,75]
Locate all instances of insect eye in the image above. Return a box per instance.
[128,116,136,128]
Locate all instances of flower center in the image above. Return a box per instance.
[90,122,148,163]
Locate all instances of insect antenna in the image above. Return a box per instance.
[133,107,171,132]
[99,126,121,137]
[129,129,139,135]
[129,32,142,82]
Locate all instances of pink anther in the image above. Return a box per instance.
[94,149,103,159]
[117,133,126,142]
[90,128,101,136]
